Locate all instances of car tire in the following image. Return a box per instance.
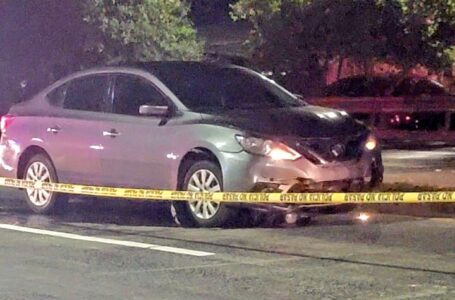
[23,154,67,214]
[172,160,234,228]
[369,153,384,188]
[324,203,358,214]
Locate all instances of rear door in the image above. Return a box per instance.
[44,74,111,185]
[97,73,174,189]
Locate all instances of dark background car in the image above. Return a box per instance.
[320,75,455,139]
[324,75,451,98]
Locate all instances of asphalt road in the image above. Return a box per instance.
[0,189,453,300]
[383,148,455,188]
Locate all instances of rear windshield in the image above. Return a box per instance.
[150,66,304,113]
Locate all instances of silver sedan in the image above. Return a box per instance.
[0,62,383,227]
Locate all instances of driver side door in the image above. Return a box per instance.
[97,73,174,188]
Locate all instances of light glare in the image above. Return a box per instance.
[356,213,370,222]
[365,135,377,151]
[269,145,301,161]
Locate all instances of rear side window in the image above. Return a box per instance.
[393,78,415,96]
[47,84,67,106]
[325,77,391,97]
[325,79,353,96]
[113,75,167,116]
[325,78,368,97]
[62,75,110,112]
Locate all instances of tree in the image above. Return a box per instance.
[83,0,204,63]
[393,0,455,70]
[190,0,236,25]
[231,0,455,94]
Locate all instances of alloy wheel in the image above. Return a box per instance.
[187,169,221,219]
[25,161,53,207]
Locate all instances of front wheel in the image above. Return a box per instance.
[369,153,384,189]
[172,161,234,227]
[23,154,66,214]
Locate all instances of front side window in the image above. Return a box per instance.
[413,80,447,96]
[113,75,167,116]
[325,78,361,97]
[325,77,392,97]
[393,78,447,97]
[63,75,110,112]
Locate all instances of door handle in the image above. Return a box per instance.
[47,126,61,134]
[103,129,120,138]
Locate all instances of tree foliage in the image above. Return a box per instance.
[231,0,455,93]
[190,0,236,25]
[394,0,455,69]
[83,0,204,63]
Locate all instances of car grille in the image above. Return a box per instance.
[288,134,368,164]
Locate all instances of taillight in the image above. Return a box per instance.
[1,115,15,134]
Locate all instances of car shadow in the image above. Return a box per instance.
[0,193,410,231]
[0,196,176,227]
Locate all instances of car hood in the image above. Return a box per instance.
[202,105,367,138]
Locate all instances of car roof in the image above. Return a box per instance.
[131,61,228,72]
[40,61,236,95]
[328,75,393,85]
[27,61,246,111]
[53,61,238,86]
[328,74,442,85]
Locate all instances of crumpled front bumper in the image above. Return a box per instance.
[252,177,371,193]
[220,148,383,192]
[219,149,383,213]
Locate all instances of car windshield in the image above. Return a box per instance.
[150,66,304,112]
[393,78,448,96]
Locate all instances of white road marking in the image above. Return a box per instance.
[0,224,214,257]
[383,150,455,160]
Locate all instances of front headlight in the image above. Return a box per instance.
[365,134,378,151]
[235,135,301,161]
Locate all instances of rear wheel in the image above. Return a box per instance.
[23,154,66,214]
[172,161,234,227]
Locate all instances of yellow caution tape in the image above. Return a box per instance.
[0,177,454,204]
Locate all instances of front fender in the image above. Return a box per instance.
[167,124,245,189]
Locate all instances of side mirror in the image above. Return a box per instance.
[139,105,169,117]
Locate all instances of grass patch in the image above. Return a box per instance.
[374,183,442,192]
[359,182,455,217]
